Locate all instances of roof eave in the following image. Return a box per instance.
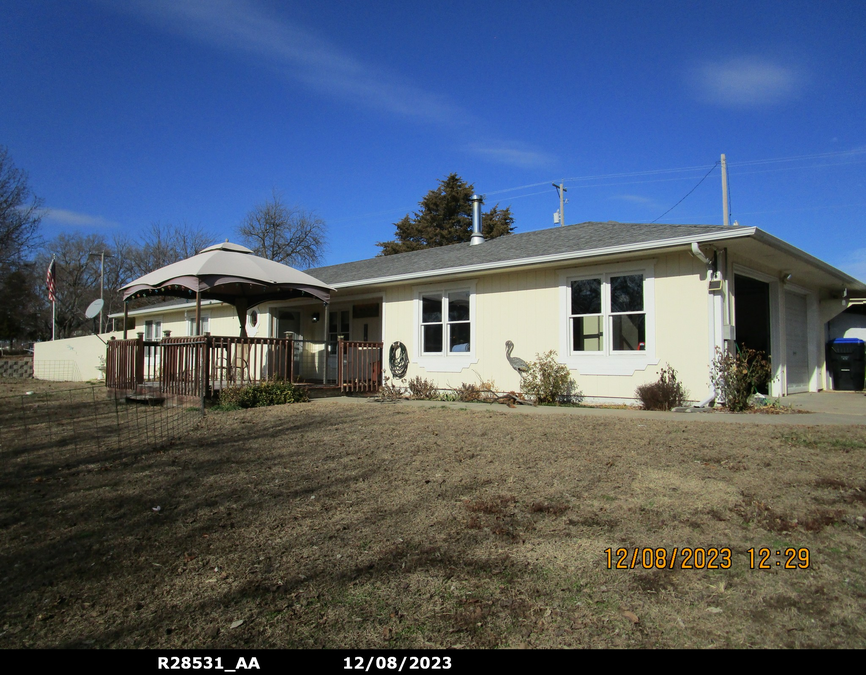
[328,227,758,289]
[750,228,866,291]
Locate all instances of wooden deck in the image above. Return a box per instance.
[106,334,383,403]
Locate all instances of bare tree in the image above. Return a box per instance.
[127,222,214,278]
[0,146,42,276]
[237,191,326,268]
[38,233,109,338]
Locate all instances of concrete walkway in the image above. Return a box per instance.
[319,390,866,426]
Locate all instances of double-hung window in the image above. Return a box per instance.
[414,282,477,372]
[570,274,645,353]
[421,291,471,354]
[561,263,655,375]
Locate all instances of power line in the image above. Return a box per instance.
[483,148,866,198]
[650,162,719,224]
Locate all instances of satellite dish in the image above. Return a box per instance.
[85,299,104,319]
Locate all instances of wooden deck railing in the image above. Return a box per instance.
[106,334,384,397]
[338,339,383,393]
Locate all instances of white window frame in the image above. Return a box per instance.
[413,280,477,373]
[184,312,210,336]
[144,319,163,341]
[559,260,658,375]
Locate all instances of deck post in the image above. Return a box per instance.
[288,339,294,382]
[135,332,145,385]
[337,338,344,392]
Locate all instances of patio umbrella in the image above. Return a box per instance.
[120,241,335,337]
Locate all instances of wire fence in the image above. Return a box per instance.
[0,385,203,466]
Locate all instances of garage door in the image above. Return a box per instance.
[785,292,809,393]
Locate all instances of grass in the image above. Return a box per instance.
[1,397,865,649]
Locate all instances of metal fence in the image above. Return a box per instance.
[0,386,202,462]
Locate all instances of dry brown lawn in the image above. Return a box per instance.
[1,386,865,649]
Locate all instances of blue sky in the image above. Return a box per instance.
[2,0,865,279]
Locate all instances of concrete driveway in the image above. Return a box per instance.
[778,390,866,419]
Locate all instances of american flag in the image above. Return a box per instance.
[46,258,56,303]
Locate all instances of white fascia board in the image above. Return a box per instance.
[108,299,224,319]
[751,229,866,291]
[330,228,758,290]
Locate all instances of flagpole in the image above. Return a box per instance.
[47,255,57,341]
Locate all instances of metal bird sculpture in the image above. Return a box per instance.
[505,340,529,377]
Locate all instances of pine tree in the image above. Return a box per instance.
[377,174,514,256]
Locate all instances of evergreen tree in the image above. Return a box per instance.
[377,174,514,256]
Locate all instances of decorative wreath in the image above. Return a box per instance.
[388,341,409,379]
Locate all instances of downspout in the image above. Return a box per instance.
[690,242,723,407]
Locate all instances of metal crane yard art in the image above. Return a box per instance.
[505,340,529,377]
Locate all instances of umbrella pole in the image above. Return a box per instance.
[195,290,201,336]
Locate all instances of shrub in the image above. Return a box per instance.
[635,365,689,411]
[407,376,438,400]
[218,380,308,409]
[378,376,405,401]
[710,347,772,412]
[454,379,498,403]
[520,350,582,405]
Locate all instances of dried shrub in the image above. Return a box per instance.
[520,350,582,405]
[454,379,498,403]
[378,375,405,401]
[407,376,438,399]
[710,347,772,412]
[635,365,689,411]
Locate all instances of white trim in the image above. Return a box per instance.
[412,280,478,373]
[111,299,222,318]
[558,260,658,376]
[732,264,782,396]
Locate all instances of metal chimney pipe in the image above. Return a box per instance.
[470,194,484,246]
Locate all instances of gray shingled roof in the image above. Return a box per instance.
[307,221,745,286]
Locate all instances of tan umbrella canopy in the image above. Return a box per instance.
[121,241,335,337]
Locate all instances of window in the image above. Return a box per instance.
[144,320,162,341]
[560,262,655,376]
[186,315,209,336]
[569,274,645,353]
[414,282,477,372]
[421,290,471,354]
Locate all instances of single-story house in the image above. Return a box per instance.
[102,220,866,402]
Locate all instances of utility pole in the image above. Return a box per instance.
[552,183,567,227]
[88,250,113,333]
[721,154,730,227]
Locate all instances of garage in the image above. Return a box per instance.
[784,291,810,394]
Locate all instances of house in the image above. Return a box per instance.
[104,220,866,402]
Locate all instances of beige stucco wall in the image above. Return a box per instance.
[125,301,241,339]
[381,251,713,402]
[34,333,121,381]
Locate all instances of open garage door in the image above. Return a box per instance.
[785,291,809,394]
